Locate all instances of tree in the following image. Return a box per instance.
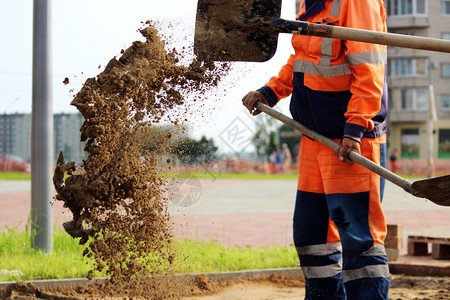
[171,135,218,165]
[251,113,280,160]
[138,124,218,165]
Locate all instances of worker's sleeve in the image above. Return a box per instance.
[342,0,387,139]
[257,54,296,107]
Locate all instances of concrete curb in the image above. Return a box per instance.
[0,277,104,290]
[389,262,450,277]
[1,263,448,291]
[0,268,302,290]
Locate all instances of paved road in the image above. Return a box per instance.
[0,180,31,193]
[0,180,69,231]
[1,178,449,253]
[168,177,441,215]
[167,177,450,252]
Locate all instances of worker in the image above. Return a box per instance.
[389,148,398,173]
[281,143,292,172]
[242,0,389,299]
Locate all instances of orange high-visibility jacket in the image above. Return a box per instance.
[259,0,388,140]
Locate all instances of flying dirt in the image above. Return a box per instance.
[52,21,229,297]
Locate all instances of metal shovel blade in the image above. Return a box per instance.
[411,175,450,206]
[194,0,450,62]
[194,0,281,62]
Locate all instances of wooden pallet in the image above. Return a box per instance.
[407,235,450,259]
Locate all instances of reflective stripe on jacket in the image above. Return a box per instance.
[258,0,388,140]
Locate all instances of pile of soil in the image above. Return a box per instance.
[2,274,450,299]
[0,273,304,300]
[52,21,229,297]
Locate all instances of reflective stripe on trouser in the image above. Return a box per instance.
[293,135,389,300]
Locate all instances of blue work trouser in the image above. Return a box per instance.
[293,136,390,300]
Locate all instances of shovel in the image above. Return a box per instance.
[254,101,450,207]
[194,0,450,61]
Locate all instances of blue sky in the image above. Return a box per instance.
[0,0,295,150]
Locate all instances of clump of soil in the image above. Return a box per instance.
[53,20,229,295]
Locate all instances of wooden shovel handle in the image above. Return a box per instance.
[306,22,450,53]
[254,102,414,194]
[275,19,450,53]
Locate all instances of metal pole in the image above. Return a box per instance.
[427,60,437,179]
[427,84,437,178]
[2,113,6,159]
[31,0,53,252]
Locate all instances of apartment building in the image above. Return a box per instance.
[53,113,85,163]
[0,112,85,164]
[386,0,450,173]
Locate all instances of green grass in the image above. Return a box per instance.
[0,172,31,180]
[438,151,450,159]
[1,170,426,182]
[0,227,94,281]
[0,171,298,181]
[175,239,298,274]
[0,227,298,282]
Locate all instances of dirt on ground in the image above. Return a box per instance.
[183,275,450,300]
[1,274,450,299]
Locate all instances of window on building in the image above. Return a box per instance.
[441,63,450,77]
[390,58,428,77]
[441,0,450,15]
[390,0,399,15]
[442,32,450,40]
[391,59,413,76]
[441,94,450,110]
[388,0,427,16]
[416,0,426,13]
[401,128,420,158]
[400,89,409,111]
[415,58,427,75]
[391,88,428,111]
[414,89,428,111]
[402,0,413,14]
[439,129,450,159]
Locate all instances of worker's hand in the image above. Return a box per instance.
[242,91,269,116]
[334,137,361,165]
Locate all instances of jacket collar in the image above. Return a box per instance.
[300,0,326,21]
